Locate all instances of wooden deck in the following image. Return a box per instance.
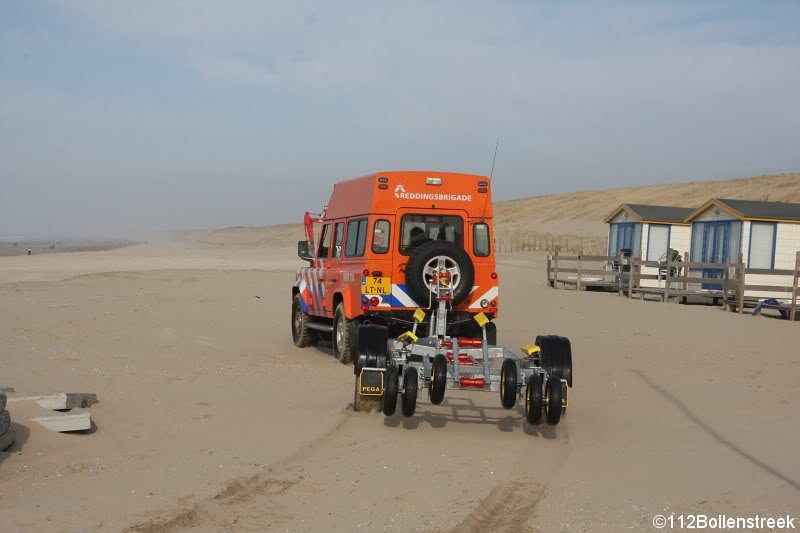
[546,248,800,321]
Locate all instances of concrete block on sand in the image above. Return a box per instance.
[31,409,91,432]
[6,392,98,410]
[0,426,15,452]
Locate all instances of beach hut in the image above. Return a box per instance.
[685,198,800,297]
[604,204,693,287]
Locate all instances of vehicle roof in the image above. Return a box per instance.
[323,171,492,220]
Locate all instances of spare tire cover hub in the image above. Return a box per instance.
[422,255,461,294]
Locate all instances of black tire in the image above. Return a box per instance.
[485,322,497,345]
[545,376,563,425]
[429,354,448,405]
[0,410,9,435]
[382,366,399,416]
[525,373,544,424]
[333,303,359,365]
[460,321,497,345]
[353,375,380,412]
[500,358,518,409]
[405,240,475,306]
[401,366,418,417]
[0,425,15,452]
[291,293,316,347]
[536,335,573,387]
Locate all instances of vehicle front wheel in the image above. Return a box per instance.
[291,293,316,347]
[333,303,359,364]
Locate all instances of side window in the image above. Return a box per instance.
[318,224,331,258]
[473,223,490,257]
[332,222,344,258]
[372,220,390,254]
[345,218,368,257]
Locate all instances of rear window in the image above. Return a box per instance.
[473,223,490,257]
[345,218,368,257]
[400,214,463,255]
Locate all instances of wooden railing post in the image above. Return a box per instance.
[722,264,730,310]
[546,253,552,287]
[682,252,689,292]
[554,246,560,290]
[627,254,637,299]
[737,253,745,314]
[663,248,673,302]
[617,252,624,296]
[577,254,583,292]
[791,251,799,322]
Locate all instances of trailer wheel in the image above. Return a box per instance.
[544,376,563,425]
[382,366,399,416]
[500,358,518,409]
[353,375,380,413]
[333,303,359,365]
[291,294,316,347]
[536,335,573,387]
[525,373,543,424]
[429,354,448,405]
[401,366,418,417]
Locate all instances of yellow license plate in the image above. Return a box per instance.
[361,276,391,295]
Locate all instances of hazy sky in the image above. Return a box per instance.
[1,1,799,237]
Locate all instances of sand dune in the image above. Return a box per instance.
[190,172,800,254]
[493,171,800,248]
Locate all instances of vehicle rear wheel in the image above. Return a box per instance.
[333,303,359,364]
[291,293,316,347]
[544,376,563,425]
[401,366,418,417]
[353,374,380,412]
[429,355,448,405]
[500,358,518,409]
[461,321,497,345]
[382,366,399,416]
[525,373,543,424]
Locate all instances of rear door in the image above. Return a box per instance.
[392,208,469,308]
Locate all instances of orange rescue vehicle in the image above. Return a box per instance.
[292,171,498,363]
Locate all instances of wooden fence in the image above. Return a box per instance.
[495,232,606,254]
[546,248,800,320]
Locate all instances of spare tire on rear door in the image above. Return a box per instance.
[405,240,475,306]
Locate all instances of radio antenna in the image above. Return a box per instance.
[480,141,499,222]
[489,140,499,181]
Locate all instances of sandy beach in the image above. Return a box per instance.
[0,237,798,532]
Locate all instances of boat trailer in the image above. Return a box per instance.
[354,267,573,426]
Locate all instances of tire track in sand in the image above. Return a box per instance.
[125,405,355,532]
[453,423,573,533]
[127,398,575,532]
